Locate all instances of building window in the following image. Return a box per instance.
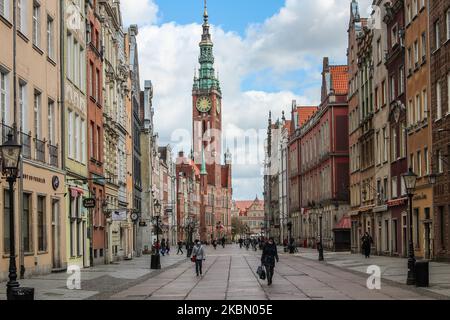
[416,94,421,123]
[392,176,398,198]
[67,32,73,80]
[391,126,397,161]
[89,61,94,98]
[414,40,419,67]
[48,100,55,144]
[22,193,32,253]
[448,73,450,114]
[0,0,9,19]
[68,110,74,159]
[413,0,418,16]
[435,20,440,50]
[90,121,94,160]
[408,99,413,125]
[399,66,404,95]
[391,24,398,47]
[97,125,101,161]
[407,4,411,24]
[417,151,422,177]
[81,119,86,164]
[96,68,100,102]
[34,90,41,139]
[437,81,442,119]
[421,32,426,60]
[447,9,450,41]
[422,89,428,119]
[74,114,80,161]
[438,149,444,173]
[0,70,9,124]
[17,0,27,35]
[390,75,395,101]
[382,80,386,105]
[19,81,27,132]
[424,147,430,175]
[401,124,406,158]
[3,189,10,253]
[32,2,41,47]
[407,47,412,73]
[47,16,54,59]
[37,195,46,252]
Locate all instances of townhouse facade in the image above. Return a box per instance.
[1,0,66,281]
[430,0,450,262]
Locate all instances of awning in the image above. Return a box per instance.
[69,187,84,198]
[333,215,351,230]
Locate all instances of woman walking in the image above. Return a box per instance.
[261,237,279,286]
[361,232,373,258]
[192,240,206,277]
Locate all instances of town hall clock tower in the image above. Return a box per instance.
[192,0,222,174]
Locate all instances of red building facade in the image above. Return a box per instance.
[296,58,350,250]
[86,0,106,265]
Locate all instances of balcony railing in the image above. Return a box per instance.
[35,138,46,163]
[21,132,32,159]
[49,144,58,167]
[1,122,14,143]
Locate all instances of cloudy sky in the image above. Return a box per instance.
[120,0,372,200]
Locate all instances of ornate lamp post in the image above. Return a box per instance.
[402,168,418,285]
[317,205,324,261]
[1,133,24,300]
[150,200,162,269]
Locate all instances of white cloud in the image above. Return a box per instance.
[121,0,159,26]
[121,0,370,199]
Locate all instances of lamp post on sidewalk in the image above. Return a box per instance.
[150,200,162,270]
[0,132,33,300]
[317,205,324,261]
[287,221,294,254]
[402,168,418,285]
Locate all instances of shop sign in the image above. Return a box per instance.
[83,198,96,209]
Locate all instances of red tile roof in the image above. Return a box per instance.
[296,106,318,126]
[235,199,264,217]
[330,65,349,95]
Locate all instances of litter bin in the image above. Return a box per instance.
[150,254,161,270]
[415,260,429,287]
[11,287,34,300]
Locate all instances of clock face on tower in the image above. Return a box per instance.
[196,96,212,113]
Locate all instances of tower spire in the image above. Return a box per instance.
[204,0,208,22]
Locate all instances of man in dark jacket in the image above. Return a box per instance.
[261,237,279,285]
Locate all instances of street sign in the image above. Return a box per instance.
[83,198,96,209]
[139,221,147,227]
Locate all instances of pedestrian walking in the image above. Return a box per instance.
[177,241,184,255]
[361,232,373,258]
[166,243,170,255]
[161,239,166,256]
[261,237,279,286]
[221,236,226,248]
[192,240,206,277]
[212,239,217,250]
[239,238,243,249]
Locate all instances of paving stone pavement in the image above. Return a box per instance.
[110,245,447,300]
[1,246,448,300]
[0,253,187,300]
[295,247,450,299]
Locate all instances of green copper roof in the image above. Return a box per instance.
[195,0,221,92]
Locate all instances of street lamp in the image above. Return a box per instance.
[150,200,162,269]
[1,132,25,300]
[402,167,418,285]
[317,205,324,261]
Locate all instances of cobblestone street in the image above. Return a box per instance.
[2,245,449,300]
